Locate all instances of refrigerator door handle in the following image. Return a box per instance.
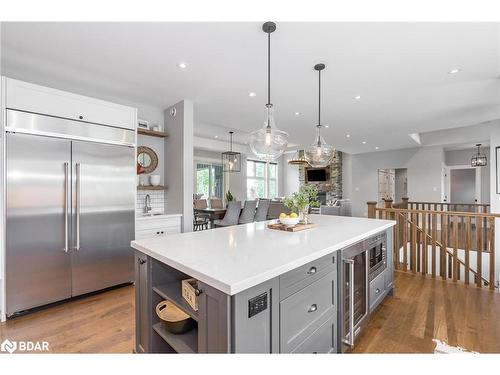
[64,162,69,253]
[343,258,355,347]
[75,162,81,251]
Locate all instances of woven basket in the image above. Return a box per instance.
[155,300,195,334]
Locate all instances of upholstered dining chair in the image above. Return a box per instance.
[254,199,271,222]
[194,199,208,209]
[213,201,241,228]
[238,200,258,224]
[210,198,223,209]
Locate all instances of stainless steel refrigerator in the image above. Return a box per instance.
[5,109,136,317]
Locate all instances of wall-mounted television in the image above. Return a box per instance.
[306,168,328,182]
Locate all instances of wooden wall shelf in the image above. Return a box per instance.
[138,128,169,138]
[137,185,168,191]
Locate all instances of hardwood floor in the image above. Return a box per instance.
[1,272,499,354]
[0,285,135,353]
[354,271,500,353]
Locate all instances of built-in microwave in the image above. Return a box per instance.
[368,233,387,281]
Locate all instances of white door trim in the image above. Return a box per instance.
[444,164,482,204]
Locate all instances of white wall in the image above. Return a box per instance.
[344,146,445,217]
[0,25,6,321]
[445,147,490,204]
[489,125,500,288]
[282,153,300,197]
[164,100,194,232]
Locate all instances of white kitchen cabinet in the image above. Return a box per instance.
[4,78,136,130]
[135,215,182,239]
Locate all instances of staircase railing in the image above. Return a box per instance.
[367,201,498,290]
[398,197,490,213]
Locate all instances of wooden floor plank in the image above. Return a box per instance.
[1,273,499,354]
[354,271,500,353]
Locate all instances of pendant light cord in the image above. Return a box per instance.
[318,68,321,127]
[267,32,271,106]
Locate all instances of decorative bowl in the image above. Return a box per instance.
[279,217,300,227]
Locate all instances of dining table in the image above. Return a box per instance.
[194,207,227,228]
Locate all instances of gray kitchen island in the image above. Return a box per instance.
[131,214,395,354]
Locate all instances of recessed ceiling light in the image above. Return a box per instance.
[353,95,361,100]
[325,125,329,128]
[214,135,219,139]
[346,134,351,138]
[177,62,188,69]
[294,112,300,116]
[448,68,460,74]
[362,141,367,145]
[375,146,379,150]
[249,92,257,97]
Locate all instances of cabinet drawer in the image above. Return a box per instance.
[280,253,336,300]
[135,228,167,240]
[369,271,386,312]
[280,272,335,353]
[136,217,182,231]
[291,317,336,354]
[5,78,136,130]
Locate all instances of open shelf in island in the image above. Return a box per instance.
[152,323,198,354]
[152,283,199,322]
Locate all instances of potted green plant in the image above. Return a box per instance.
[225,190,234,203]
[283,185,320,224]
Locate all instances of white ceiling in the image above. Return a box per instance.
[1,22,499,154]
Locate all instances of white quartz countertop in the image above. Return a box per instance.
[131,214,395,295]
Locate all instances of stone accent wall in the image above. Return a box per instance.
[299,150,343,198]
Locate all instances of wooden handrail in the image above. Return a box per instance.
[369,202,497,290]
[375,207,500,219]
[408,201,490,208]
[394,211,489,285]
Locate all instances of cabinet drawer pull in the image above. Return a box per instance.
[138,258,146,265]
[308,304,318,313]
[375,288,381,294]
[307,266,317,275]
[194,288,203,296]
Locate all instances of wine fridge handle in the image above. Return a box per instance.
[343,258,355,347]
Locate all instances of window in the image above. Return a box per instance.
[195,162,224,199]
[247,160,278,199]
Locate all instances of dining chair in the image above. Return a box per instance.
[254,199,271,222]
[214,201,241,227]
[210,198,223,209]
[193,212,209,231]
[267,201,290,219]
[238,200,258,224]
[194,199,208,209]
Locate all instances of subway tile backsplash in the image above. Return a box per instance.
[136,191,165,215]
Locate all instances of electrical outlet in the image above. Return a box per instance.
[248,292,267,318]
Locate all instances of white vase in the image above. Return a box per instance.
[299,205,310,224]
[150,174,161,186]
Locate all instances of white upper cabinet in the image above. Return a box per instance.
[4,78,137,130]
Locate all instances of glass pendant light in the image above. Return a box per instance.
[288,149,310,166]
[471,143,487,167]
[249,22,289,161]
[304,63,335,168]
[222,131,241,172]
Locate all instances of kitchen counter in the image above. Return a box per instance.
[132,214,395,354]
[131,214,394,295]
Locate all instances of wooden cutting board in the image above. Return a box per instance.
[267,222,316,232]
